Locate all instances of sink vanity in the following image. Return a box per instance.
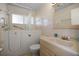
[40,36,78,56]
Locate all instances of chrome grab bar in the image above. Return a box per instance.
[13,25,24,30]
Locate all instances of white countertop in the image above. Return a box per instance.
[40,36,78,56]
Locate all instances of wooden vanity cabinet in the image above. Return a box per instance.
[40,39,56,56]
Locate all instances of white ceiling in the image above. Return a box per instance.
[54,3,73,11]
[11,3,45,11]
[10,3,74,11]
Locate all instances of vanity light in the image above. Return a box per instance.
[52,3,56,6]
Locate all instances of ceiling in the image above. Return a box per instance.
[11,3,45,11]
[10,3,74,11]
[54,3,73,11]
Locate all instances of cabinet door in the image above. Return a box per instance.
[40,39,56,56]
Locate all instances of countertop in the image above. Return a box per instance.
[40,36,78,56]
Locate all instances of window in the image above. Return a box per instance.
[24,16,34,24]
[43,19,48,26]
[12,14,24,24]
[24,16,29,24]
[12,14,34,24]
[35,17,49,26]
[30,17,34,24]
[35,18,42,25]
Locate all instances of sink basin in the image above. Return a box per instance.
[52,38,73,47]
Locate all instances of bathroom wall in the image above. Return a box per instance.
[52,3,79,38]
[53,3,79,28]
[52,4,79,52]
[6,4,55,36]
[6,4,32,30]
[1,30,41,55]
[0,4,41,55]
[0,3,7,47]
[52,29,78,39]
[33,4,55,36]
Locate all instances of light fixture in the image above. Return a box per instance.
[52,3,56,6]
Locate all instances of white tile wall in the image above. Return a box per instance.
[1,30,41,55]
[52,29,79,39]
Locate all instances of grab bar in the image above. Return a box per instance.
[13,25,24,30]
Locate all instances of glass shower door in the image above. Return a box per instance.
[0,11,9,55]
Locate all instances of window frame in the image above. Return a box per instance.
[12,14,24,24]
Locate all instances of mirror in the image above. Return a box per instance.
[71,8,79,25]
